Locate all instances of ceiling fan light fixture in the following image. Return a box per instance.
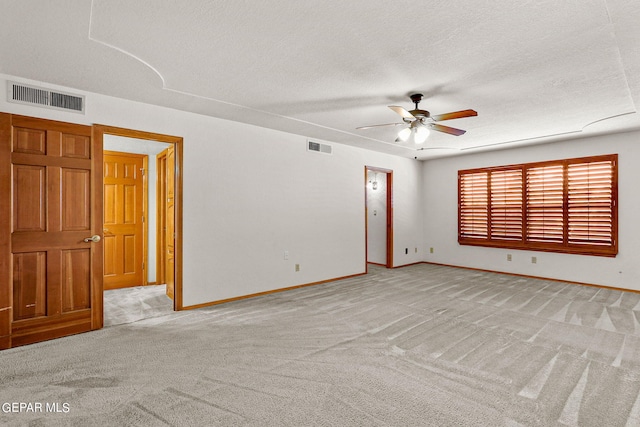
[414,126,430,144]
[397,127,412,142]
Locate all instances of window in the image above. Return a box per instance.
[458,154,617,256]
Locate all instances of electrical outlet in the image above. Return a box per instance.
[295,264,300,272]
[507,254,512,261]
[430,247,434,254]
[531,256,537,264]
[284,251,289,260]
[415,248,418,253]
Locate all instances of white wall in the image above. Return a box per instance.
[422,131,640,291]
[366,170,387,265]
[1,74,423,307]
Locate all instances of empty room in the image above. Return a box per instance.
[1,1,640,425]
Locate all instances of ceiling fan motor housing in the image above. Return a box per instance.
[408,93,430,121]
[409,93,423,105]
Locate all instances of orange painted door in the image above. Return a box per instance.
[165,146,175,299]
[0,113,102,348]
[103,151,145,290]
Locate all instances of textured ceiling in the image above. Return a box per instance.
[1,0,639,159]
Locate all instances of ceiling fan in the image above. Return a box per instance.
[357,94,477,143]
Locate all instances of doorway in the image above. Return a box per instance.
[93,125,183,325]
[365,166,393,270]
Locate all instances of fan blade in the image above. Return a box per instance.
[431,124,466,136]
[388,106,415,119]
[356,122,404,130]
[431,109,477,122]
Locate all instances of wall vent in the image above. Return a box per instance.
[307,140,332,155]
[7,81,85,114]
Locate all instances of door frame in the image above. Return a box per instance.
[0,114,10,349]
[93,125,184,325]
[365,166,393,270]
[156,149,168,286]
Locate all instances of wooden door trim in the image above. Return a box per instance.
[143,155,149,285]
[0,114,12,349]
[91,128,104,330]
[156,150,168,286]
[364,166,394,270]
[93,125,183,314]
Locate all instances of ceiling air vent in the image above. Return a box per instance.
[7,81,85,114]
[307,140,332,155]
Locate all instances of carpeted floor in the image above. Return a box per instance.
[2,263,640,426]
[104,284,173,327]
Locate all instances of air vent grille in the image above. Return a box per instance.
[307,140,332,155]
[12,84,49,106]
[8,81,85,114]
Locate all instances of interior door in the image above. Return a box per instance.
[103,151,145,290]
[0,113,102,348]
[165,145,175,300]
[156,150,167,286]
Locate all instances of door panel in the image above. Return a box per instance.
[103,151,144,290]
[62,133,90,158]
[13,165,46,232]
[0,113,101,348]
[12,252,47,320]
[62,168,91,230]
[61,249,91,312]
[14,127,46,154]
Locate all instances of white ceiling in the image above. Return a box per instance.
[1,0,639,160]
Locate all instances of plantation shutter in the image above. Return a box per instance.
[526,164,564,243]
[458,154,616,256]
[459,171,488,238]
[567,159,615,246]
[490,169,523,240]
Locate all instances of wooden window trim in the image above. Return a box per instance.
[458,154,618,257]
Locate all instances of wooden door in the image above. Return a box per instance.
[156,150,167,286]
[0,113,102,348]
[165,146,175,299]
[103,151,145,290]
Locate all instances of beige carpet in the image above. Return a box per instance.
[104,284,173,327]
[2,264,640,426]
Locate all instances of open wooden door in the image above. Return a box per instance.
[165,145,175,300]
[0,114,103,349]
[103,151,145,290]
[156,150,167,287]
